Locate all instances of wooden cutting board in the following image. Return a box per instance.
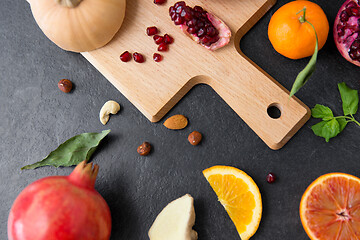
[82,0,310,150]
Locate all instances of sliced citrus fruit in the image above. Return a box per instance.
[300,173,360,239]
[203,166,262,240]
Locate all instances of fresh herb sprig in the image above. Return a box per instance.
[311,82,359,142]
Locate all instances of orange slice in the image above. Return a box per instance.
[203,166,262,240]
[300,173,360,239]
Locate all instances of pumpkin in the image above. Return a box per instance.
[27,0,126,52]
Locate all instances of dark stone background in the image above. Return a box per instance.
[1,0,359,239]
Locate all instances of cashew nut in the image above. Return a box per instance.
[99,100,120,125]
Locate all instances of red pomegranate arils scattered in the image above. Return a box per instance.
[154,0,166,5]
[153,53,163,62]
[164,34,174,44]
[153,35,165,45]
[158,43,168,51]
[334,0,360,66]
[133,52,145,63]
[169,1,231,51]
[120,51,132,62]
[147,26,159,36]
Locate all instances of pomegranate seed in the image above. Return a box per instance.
[176,6,183,14]
[120,51,131,62]
[181,9,192,20]
[187,19,197,27]
[351,7,359,16]
[197,28,206,38]
[187,27,196,34]
[164,34,174,44]
[340,10,349,22]
[174,16,185,25]
[350,40,360,60]
[338,28,345,37]
[206,26,217,36]
[153,53,162,62]
[200,35,211,44]
[266,173,276,183]
[194,11,202,18]
[154,0,166,5]
[158,43,168,51]
[347,1,357,8]
[174,1,185,9]
[351,40,360,50]
[147,26,158,36]
[170,12,177,21]
[197,21,205,28]
[153,35,164,44]
[193,6,203,12]
[133,52,145,63]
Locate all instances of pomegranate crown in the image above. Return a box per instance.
[68,161,99,189]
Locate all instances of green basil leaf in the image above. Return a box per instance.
[289,21,318,98]
[337,118,348,132]
[311,104,333,120]
[311,119,340,142]
[338,82,359,116]
[21,130,110,170]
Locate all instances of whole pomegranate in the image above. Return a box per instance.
[334,0,360,67]
[8,161,111,240]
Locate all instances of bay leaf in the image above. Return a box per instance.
[21,130,110,170]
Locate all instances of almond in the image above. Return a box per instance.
[163,114,188,130]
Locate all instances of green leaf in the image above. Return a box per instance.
[311,104,333,120]
[289,21,318,98]
[21,130,110,170]
[311,119,340,142]
[337,118,348,132]
[338,82,359,115]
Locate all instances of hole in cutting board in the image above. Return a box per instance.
[267,103,281,119]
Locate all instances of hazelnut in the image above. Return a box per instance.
[58,79,73,93]
[137,142,151,156]
[188,131,202,146]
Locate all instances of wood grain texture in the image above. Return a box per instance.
[82,0,311,150]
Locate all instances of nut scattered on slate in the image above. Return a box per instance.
[188,131,202,145]
[58,79,73,93]
[99,100,121,125]
[137,142,151,156]
[163,114,188,130]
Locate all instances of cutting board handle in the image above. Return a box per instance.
[205,50,310,150]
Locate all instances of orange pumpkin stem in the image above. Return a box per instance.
[55,0,82,8]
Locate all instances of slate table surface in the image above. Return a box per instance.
[1,0,359,239]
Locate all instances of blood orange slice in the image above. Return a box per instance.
[300,173,360,239]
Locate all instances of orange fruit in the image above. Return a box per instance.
[300,173,360,239]
[203,166,262,240]
[268,0,329,59]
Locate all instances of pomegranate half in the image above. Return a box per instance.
[334,0,360,67]
[8,161,111,240]
[169,1,231,51]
